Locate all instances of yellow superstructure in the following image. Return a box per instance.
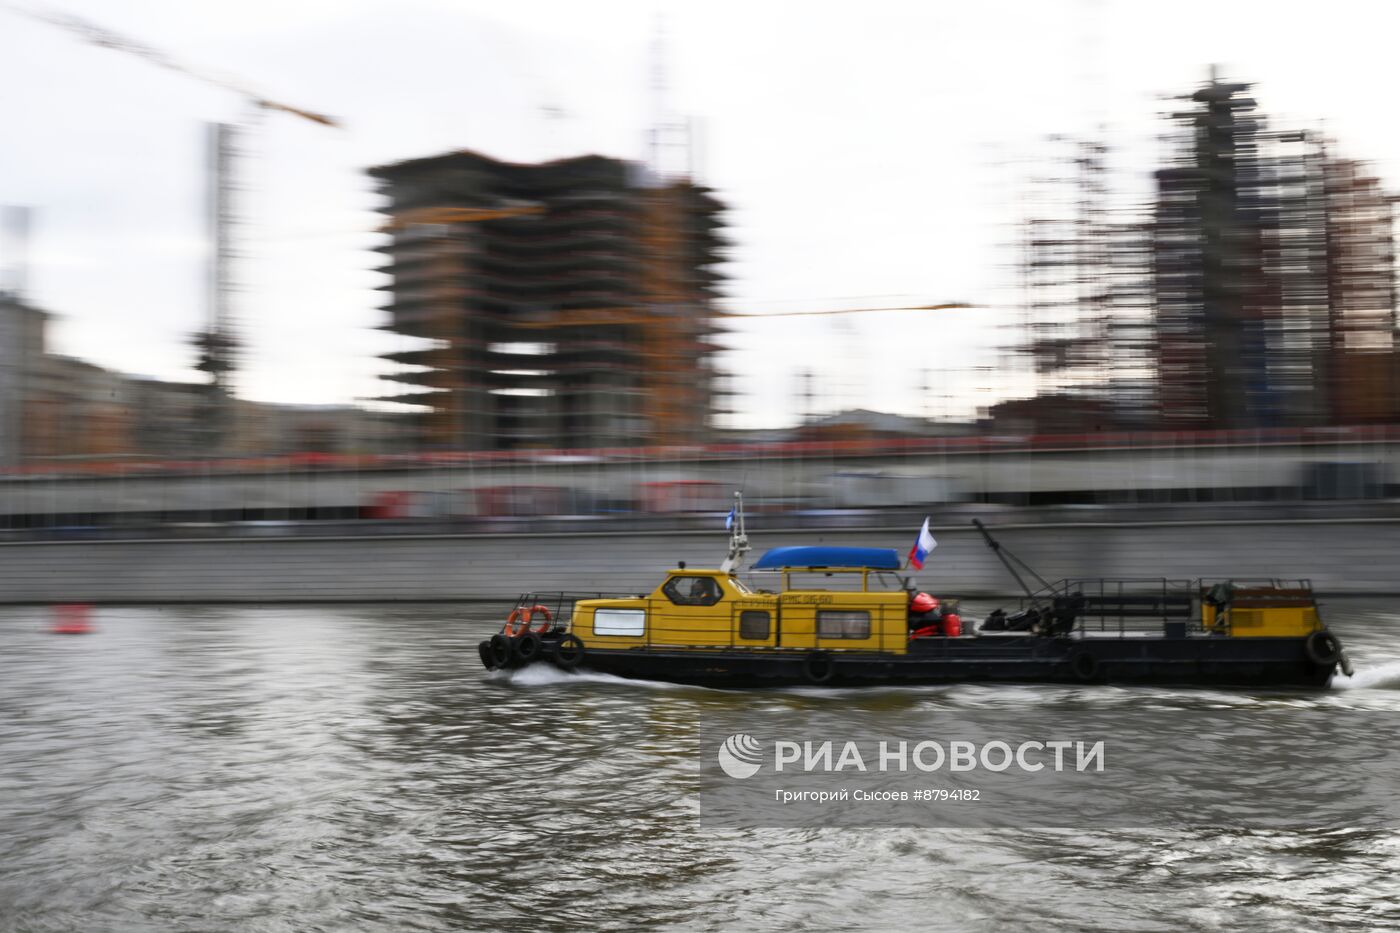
[570,568,912,655]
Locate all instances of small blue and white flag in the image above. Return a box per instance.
[908,517,937,570]
[725,506,736,531]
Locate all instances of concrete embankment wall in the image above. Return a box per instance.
[0,516,1395,603]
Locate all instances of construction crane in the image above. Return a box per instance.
[721,302,973,319]
[2,1,340,451]
[0,2,339,128]
[509,299,973,446]
[513,302,974,328]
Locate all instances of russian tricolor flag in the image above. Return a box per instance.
[908,517,937,569]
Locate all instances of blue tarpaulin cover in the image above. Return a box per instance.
[751,546,902,571]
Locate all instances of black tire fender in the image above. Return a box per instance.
[488,633,514,669]
[552,633,586,671]
[802,650,836,685]
[514,632,543,665]
[1305,630,1343,667]
[477,639,497,671]
[1069,648,1099,682]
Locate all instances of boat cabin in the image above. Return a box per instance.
[570,546,919,655]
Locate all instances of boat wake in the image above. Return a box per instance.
[486,664,699,691]
[1335,660,1400,690]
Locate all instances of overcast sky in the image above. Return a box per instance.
[2,0,1399,427]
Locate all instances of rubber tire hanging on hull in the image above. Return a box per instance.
[515,632,543,665]
[803,651,836,685]
[552,633,586,671]
[1305,630,1343,666]
[488,633,514,669]
[1069,649,1100,682]
[478,640,497,671]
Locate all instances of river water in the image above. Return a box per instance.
[4,601,1400,932]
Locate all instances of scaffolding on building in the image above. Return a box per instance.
[1015,70,1399,432]
[370,151,727,451]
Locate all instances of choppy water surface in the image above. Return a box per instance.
[4,601,1400,932]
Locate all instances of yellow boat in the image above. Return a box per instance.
[478,495,1350,689]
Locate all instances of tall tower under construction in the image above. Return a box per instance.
[371,151,725,451]
[1153,74,1271,429]
[1152,72,1398,429]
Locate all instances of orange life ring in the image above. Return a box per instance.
[505,604,554,636]
[504,607,529,637]
[526,604,554,634]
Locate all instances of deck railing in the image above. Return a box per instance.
[1004,576,1318,637]
[1011,578,1200,636]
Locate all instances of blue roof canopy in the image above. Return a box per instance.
[751,546,902,571]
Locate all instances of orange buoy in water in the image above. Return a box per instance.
[50,603,94,635]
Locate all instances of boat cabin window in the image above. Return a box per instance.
[739,610,770,640]
[663,576,723,607]
[817,610,871,639]
[594,608,645,636]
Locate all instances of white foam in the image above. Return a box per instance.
[485,663,698,691]
[1334,660,1400,690]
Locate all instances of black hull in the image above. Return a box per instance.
[566,635,1335,690]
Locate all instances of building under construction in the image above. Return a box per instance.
[1152,74,1398,429]
[1016,138,1156,429]
[1015,72,1398,433]
[371,151,726,451]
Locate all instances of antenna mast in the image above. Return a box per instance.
[720,491,750,573]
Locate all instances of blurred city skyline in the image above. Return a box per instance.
[3,0,1400,429]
